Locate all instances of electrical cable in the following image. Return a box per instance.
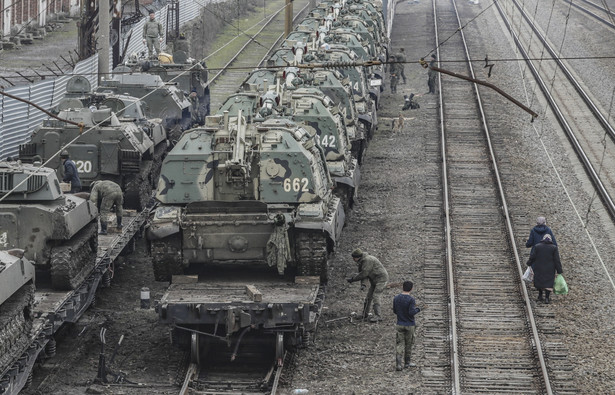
[4,55,615,81]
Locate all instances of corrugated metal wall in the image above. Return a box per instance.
[0,54,99,160]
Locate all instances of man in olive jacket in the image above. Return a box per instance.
[347,248,389,322]
[143,12,163,58]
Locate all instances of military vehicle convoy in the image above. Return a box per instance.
[0,250,35,381]
[219,68,360,210]
[147,0,388,372]
[0,162,98,290]
[20,96,167,210]
[148,114,345,281]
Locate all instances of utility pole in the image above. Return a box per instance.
[98,0,110,83]
[284,0,293,37]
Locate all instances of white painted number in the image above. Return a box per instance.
[283,177,309,192]
[75,160,93,173]
[317,135,336,148]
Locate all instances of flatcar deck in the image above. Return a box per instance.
[1,207,151,395]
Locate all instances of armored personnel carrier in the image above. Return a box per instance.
[0,162,98,290]
[96,72,191,137]
[147,114,345,282]
[0,250,35,379]
[120,50,211,121]
[20,106,165,210]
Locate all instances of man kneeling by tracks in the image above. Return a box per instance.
[346,248,389,322]
[90,180,124,235]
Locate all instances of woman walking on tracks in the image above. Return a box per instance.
[527,234,563,304]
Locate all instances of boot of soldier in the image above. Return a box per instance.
[99,222,108,235]
[404,356,416,368]
[117,216,123,230]
[396,354,403,371]
[545,290,551,304]
[537,289,543,302]
[370,304,382,323]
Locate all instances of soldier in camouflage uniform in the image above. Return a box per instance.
[389,56,399,94]
[90,180,124,235]
[347,248,389,322]
[396,48,407,84]
[142,12,163,59]
[188,89,201,126]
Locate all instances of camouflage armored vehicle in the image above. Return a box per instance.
[120,50,211,121]
[147,114,345,282]
[20,105,165,210]
[0,250,35,379]
[219,69,359,209]
[96,72,191,137]
[0,162,98,290]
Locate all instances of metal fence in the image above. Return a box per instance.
[0,54,98,159]
[0,0,209,160]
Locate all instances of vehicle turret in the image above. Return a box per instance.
[148,115,344,281]
[0,162,98,290]
[19,106,160,210]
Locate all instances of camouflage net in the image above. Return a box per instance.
[266,224,291,275]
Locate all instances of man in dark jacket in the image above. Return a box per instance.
[60,150,81,193]
[346,248,389,322]
[527,234,563,304]
[526,216,557,253]
[393,281,421,371]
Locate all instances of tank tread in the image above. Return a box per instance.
[151,234,183,282]
[124,161,153,211]
[0,283,34,373]
[50,222,98,290]
[295,231,328,282]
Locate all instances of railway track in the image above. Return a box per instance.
[431,0,578,393]
[207,0,310,111]
[563,0,615,29]
[497,0,615,220]
[178,334,289,394]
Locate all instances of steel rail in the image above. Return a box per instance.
[495,1,615,221]
[438,0,554,392]
[563,0,615,28]
[258,3,312,68]
[206,4,287,88]
[510,0,615,145]
[430,0,459,392]
[269,351,287,395]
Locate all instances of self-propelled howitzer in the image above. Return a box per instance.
[147,114,345,282]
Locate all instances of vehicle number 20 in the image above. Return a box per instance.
[75,160,93,173]
[283,177,309,192]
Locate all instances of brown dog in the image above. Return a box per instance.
[392,112,404,133]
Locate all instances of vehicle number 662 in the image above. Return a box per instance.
[75,160,92,173]
[283,177,309,192]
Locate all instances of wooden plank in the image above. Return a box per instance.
[172,275,198,284]
[245,285,262,302]
[294,276,320,285]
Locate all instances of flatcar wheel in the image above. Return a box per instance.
[190,332,200,364]
[275,332,284,367]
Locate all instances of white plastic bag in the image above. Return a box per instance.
[522,266,534,283]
